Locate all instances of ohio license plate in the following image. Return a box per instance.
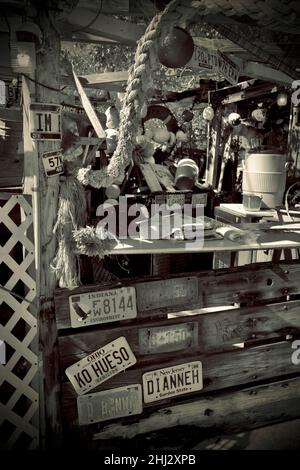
[69,287,137,328]
[143,361,203,403]
[139,322,198,354]
[77,384,143,425]
[65,336,137,395]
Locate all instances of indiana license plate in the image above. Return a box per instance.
[139,322,198,354]
[65,336,137,395]
[143,361,203,403]
[77,384,143,425]
[69,286,137,328]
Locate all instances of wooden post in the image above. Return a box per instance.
[288,104,300,177]
[206,106,223,189]
[22,6,63,448]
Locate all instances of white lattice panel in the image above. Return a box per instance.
[0,194,38,450]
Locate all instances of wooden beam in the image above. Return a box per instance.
[229,56,293,85]
[92,376,300,440]
[65,9,145,44]
[62,70,128,92]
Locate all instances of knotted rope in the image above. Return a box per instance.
[77,0,184,188]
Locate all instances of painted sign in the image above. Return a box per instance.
[189,46,240,85]
[136,277,198,311]
[69,286,137,328]
[77,384,143,425]
[139,322,198,355]
[142,361,203,403]
[30,103,61,140]
[42,149,64,177]
[65,336,137,395]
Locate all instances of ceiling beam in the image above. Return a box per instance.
[62,70,129,92]
[65,9,145,44]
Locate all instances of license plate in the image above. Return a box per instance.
[143,361,203,403]
[137,277,198,311]
[69,287,137,328]
[30,103,61,140]
[65,336,137,395]
[77,384,143,425]
[192,193,207,207]
[139,322,198,354]
[42,149,64,177]
[166,194,186,207]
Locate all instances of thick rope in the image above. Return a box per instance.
[77,0,184,188]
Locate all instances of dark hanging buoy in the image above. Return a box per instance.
[158,26,194,69]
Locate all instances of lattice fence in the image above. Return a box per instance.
[0,193,39,450]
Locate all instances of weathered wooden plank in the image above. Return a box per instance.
[61,71,128,92]
[138,163,162,193]
[206,105,222,188]
[61,340,300,425]
[54,261,300,329]
[93,376,300,440]
[58,299,300,370]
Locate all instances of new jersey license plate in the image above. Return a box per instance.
[143,361,203,403]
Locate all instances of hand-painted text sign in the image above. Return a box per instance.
[77,384,143,425]
[189,46,239,85]
[30,103,61,140]
[139,322,198,354]
[42,149,64,177]
[69,286,137,328]
[143,361,203,403]
[65,336,136,395]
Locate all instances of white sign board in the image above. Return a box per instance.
[143,361,203,403]
[30,103,61,140]
[65,336,136,395]
[77,384,143,425]
[188,46,240,85]
[42,149,64,177]
[69,286,137,328]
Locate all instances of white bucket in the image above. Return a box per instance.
[242,152,287,208]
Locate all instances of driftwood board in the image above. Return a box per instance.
[61,340,300,425]
[93,376,300,440]
[54,261,300,329]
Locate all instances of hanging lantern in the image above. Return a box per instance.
[158,27,194,69]
[277,92,288,107]
[11,23,42,76]
[203,105,214,121]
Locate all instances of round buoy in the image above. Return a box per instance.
[158,27,194,69]
[182,110,194,122]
